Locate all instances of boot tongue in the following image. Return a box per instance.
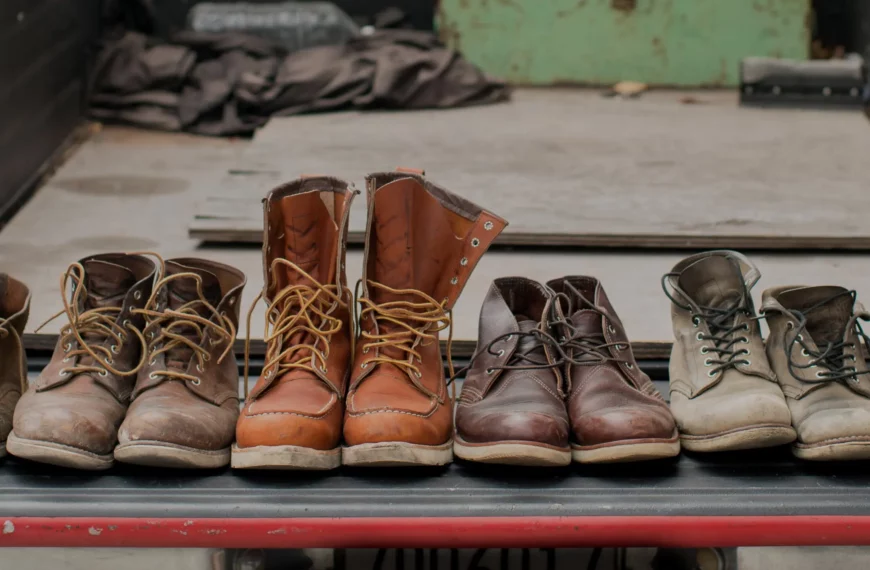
[678,256,745,310]
[782,287,854,345]
[271,193,338,291]
[83,260,135,310]
[515,318,546,360]
[163,262,222,369]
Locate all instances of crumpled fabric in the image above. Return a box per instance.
[89,30,510,137]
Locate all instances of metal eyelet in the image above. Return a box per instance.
[106,358,114,365]
[704,358,713,367]
[696,332,704,341]
[450,277,458,285]
[505,335,513,342]
[111,345,119,354]
[413,370,422,378]
[229,298,235,306]
[486,368,494,375]
[743,349,751,356]
[362,346,370,354]
[607,325,616,334]
[361,362,368,369]
[497,349,505,357]
[692,316,700,328]
[797,334,804,341]
[64,343,72,353]
[123,319,131,328]
[62,356,71,363]
[742,323,750,332]
[99,370,108,377]
[149,372,159,380]
[192,379,201,386]
[801,349,810,357]
[740,337,749,344]
[471,238,480,247]
[133,290,142,300]
[786,322,795,330]
[700,347,709,354]
[559,336,567,343]
[625,363,634,369]
[707,369,717,377]
[484,221,494,230]
[739,360,752,366]
[460,257,468,266]
[203,354,210,362]
[320,365,327,373]
[196,364,204,372]
[59,369,70,378]
[150,359,157,366]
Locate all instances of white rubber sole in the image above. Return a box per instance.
[680,424,796,453]
[7,432,113,470]
[231,444,341,470]
[572,436,681,464]
[114,441,230,469]
[454,437,571,466]
[793,438,870,461]
[342,440,453,467]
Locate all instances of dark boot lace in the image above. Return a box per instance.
[37,262,147,379]
[784,289,870,385]
[552,282,632,369]
[662,274,752,376]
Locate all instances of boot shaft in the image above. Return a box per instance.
[0,275,30,397]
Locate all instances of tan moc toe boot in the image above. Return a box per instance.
[233,176,357,470]
[9,254,157,470]
[115,258,245,469]
[343,169,506,467]
[663,250,794,452]
[763,286,870,461]
[0,275,30,457]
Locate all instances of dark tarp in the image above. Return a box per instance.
[89,30,511,137]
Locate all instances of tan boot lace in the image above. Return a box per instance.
[0,319,25,392]
[133,272,236,385]
[356,280,455,402]
[244,259,348,396]
[36,262,148,379]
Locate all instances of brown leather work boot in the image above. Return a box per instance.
[233,176,357,470]
[663,250,794,452]
[114,258,245,468]
[8,253,157,469]
[763,286,870,460]
[343,169,507,467]
[0,275,30,458]
[454,278,570,466]
[549,277,679,463]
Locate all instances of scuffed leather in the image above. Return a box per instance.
[236,177,357,451]
[665,252,791,438]
[118,258,245,452]
[345,172,506,447]
[549,277,675,447]
[0,275,29,445]
[455,278,569,447]
[13,254,156,455]
[764,286,870,446]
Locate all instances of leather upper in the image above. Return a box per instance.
[0,275,30,443]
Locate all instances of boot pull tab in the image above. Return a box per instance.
[395,167,425,176]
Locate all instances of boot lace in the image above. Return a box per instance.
[356,280,454,402]
[784,289,870,385]
[36,262,148,379]
[134,272,236,386]
[244,259,347,395]
[662,274,752,376]
[552,283,632,368]
[451,325,563,384]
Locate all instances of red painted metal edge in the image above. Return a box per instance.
[2,516,870,548]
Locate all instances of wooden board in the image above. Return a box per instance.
[189,89,870,250]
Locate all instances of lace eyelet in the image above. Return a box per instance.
[816,371,825,378]
[742,349,751,356]
[361,362,368,369]
[497,349,505,357]
[150,358,157,366]
[320,365,327,373]
[740,360,752,366]
[99,370,108,377]
[62,357,71,363]
[700,347,709,354]
[122,319,131,328]
[471,238,480,247]
[486,368,494,375]
[450,277,458,285]
[413,370,422,378]
[192,379,201,386]
[607,325,616,334]
[229,298,235,306]
[133,290,142,300]
[704,358,713,367]
[64,343,72,353]
[362,346,370,354]
[484,221,494,230]
[707,369,717,377]
[692,316,700,328]
[786,322,795,330]
[696,332,704,341]
[801,349,810,357]
[460,257,468,266]
[58,369,70,378]
[505,335,513,342]
[196,364,204,372]
[625,363,634,369]
[797,334,804,341]
[203,354,210,362]
[111,345,119,354]
[106,358,114,365]
[149,372,159,380]
[740,337,749,344]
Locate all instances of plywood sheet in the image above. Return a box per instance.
[189,89,870,249]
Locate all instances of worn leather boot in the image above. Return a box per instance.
[549,277,679,463]
[663,250,794,452]
[343,169,507,466]
[763,286,870,460]
[8,253,157,469]
[114,258,245,468]
[0,275,30,457]
[454,278,570,466]
[234,176,357,470]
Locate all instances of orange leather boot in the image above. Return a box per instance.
[233,176,358,470]
[343,169,506,466]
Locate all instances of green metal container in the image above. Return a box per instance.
[439,0,810,87]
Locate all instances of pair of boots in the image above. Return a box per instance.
[454,276,679,466]
[5,254,245,470]
[232,171,506,469]
[665,250,870,460]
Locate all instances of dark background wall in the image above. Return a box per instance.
[0,0,101,220]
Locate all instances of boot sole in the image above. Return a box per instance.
[231,444,341,470]
[454,437,571,466]
[114,441,229,469]
[342,440,453,467]
[572,434,681,463]
[793,438,870,461]
[680,424,796,452]
[6,432,113,470]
